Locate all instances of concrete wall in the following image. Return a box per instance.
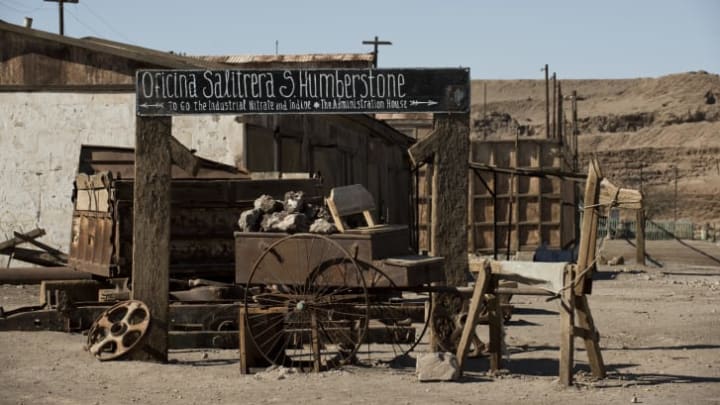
[0,92,245,265]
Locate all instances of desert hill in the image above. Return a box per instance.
[470,71,720,224]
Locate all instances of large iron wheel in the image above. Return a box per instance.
[244,234,369,371]
[362,267,432,363]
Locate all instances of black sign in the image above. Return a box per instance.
[136,68,469,116]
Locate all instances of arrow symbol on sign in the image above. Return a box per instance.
[139,103,164,108]
[409,100,439,107]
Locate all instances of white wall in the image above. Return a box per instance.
[0,92,245,265]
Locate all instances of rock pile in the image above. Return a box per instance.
[238,191,337,234]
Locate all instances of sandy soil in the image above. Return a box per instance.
[1,240,720,405]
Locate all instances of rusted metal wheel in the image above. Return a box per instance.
[86,300,150,361]
[244,234,369,371]
[363,266,432,363]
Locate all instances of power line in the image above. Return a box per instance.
[81,2,132,43]
[66,8,102,37]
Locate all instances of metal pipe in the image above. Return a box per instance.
[0,266,91,284]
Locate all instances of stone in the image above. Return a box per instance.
[309,218,337,234]
[262,212,309,233]
[254,195,283,213]
[238,208,263,232]
[283,191,306,214]
[260,212,286,232]
[416,352,460,382]
[276,213,309,233]
[608,256,625,266]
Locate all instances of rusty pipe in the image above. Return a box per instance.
[0,266,92,284]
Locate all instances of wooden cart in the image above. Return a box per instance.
[236,186,445,372]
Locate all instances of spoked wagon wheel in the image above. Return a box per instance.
[363,267,432,363]
[244,234,369,372]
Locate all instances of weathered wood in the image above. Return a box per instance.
[455,264,490,373]
[575,295,606,379]
[487,293,503,371]
[407,128,440,166]
[169,135,200,177]
[326,184,378,232]
[599,178,643,210]
[575,159,602,295]
[431,114,469,285]
[0,228,45,251]
[130,116,171,362]
[1,247,67,267]
[636,209,646,266]
[310,311,321,372]
[239,308,249,374]
[559,267,576,386]
[13,231,68,261]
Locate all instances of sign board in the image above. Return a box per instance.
[136,68,469,116]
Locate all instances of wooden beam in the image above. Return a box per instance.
[130,116,171,362]
[599,178,643,210]
[455,263,490,374]
[575,295,606,379]
[407,128,440,166]
[0,228,45,251]
[430,114,469,286]
[169,135,200,177]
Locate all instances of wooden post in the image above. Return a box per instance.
[487,290,502,372]
[130,116,171,362]
[430,114,469,286]
[468,165,476,253]
[636,208,646,266]
[575,159,602,295]
[559,266,576,385]
[239,308,249,374]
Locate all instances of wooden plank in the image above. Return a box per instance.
[575,295,606,379]
[431,114,469,285]
[455,264,490,374]
[559,267,575,386]
[408,128,440,166]
[169,135,200,177]
[0,228,45,251]
[130,116,171,362]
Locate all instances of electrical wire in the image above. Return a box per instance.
[80,2,132,43]
[66,8,102,37]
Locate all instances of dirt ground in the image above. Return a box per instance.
[1,239,719,405]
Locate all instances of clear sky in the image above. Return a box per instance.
[1,0,718,79]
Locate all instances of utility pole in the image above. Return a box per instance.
[44,0,79,36]
[674,165,678,235]
[543,64,550,139]
[551,72,557,139]
[572,90,579,171]
[557,81,563,145]
[362,36,392,68]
